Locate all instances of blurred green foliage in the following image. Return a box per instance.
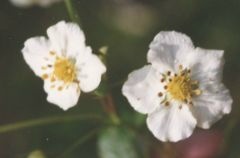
[98,126,141,158]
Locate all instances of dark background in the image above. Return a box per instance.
[0,0,240,157]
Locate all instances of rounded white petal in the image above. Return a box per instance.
[76,47,106,92]
[122,65,164,114]
[147,31,194,70]
[177,48,224,83]
[10,0,62,7]
[147,104,197,142]
[22,37,52,77]
[10,0,34,7]
[37,0,62,7]
[44,80,80,110]
[47,21,86,59]
[192,83,232,129]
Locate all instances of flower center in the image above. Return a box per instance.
[40,52,81,92]
[167,71,193,102]
[158,65,202,107]
[53,57,76,83]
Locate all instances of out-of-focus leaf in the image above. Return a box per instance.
[121,109,146,128]
[132,113,146,127]
[98,126,140,158]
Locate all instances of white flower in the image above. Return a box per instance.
[10,0,62,8]
[22,21,106,110]
[122,31,232,142]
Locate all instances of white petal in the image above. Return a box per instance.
[44,80,80,110]
[192,83,232,129]
[10,0,34,7]
[10,0,61,7]
[147,104,197,142]
[37,0,62,7]
[122,65,164,114]
[76,47,106,92]
[22,37,52,77]
[47,21,86,59]
[147,31,194,70]
[177,48,224,83]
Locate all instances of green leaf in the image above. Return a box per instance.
[98,126,140,158]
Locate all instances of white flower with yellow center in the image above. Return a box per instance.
[22,21,106,110]
[122,31,232,142]
[10,0,62,8]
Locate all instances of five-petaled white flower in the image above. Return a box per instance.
[10,0,62,8]
[122,31,232,142]
[22,21,106,110]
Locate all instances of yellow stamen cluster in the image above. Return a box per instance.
[41,51,80,92]
[53,57,76,84]
[167,69,200,103]
[158,65,202,108]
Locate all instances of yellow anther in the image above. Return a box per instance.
[49,51,56,56]
[192,89,202,96]
[42,74,49,80]
[50,85,55,89]
[58,86,63,91]
[41,66,47,70]
[179,65,183,70]
[165,101,170,106]
[158,92,163,97]
[191,80,199,85]
[166,69,201,102]
[50,77,56,82]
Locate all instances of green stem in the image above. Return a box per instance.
[0,114,101,134]
[58,129,100,158]
[100,94,121,125]
[64,0,80,24]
